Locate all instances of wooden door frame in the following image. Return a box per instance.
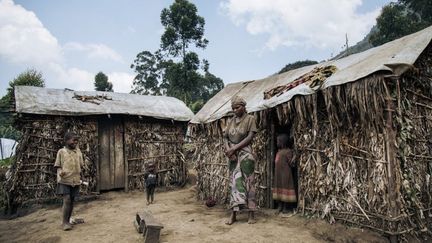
[97,116,127,191]
[267,115,275,209]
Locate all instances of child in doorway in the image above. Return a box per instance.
[272,134,297,214]
[54,132,83,231]
[144,163,158,205]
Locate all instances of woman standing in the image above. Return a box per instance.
[224,96,257,225]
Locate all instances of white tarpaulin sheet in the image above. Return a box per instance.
[192,25,432,124]
[0,138,17,159]
[15,86,194,122]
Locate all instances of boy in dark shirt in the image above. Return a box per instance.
[144,163,158,205]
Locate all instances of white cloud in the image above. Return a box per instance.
[0,0,62,64]
[64,42,124,63]
[220,0,380,52]
[47,63,94,91]
[0,0,129,93]
[48,63,134,93]
[108,72,135,93]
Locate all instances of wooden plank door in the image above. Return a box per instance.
[98,118,125,190]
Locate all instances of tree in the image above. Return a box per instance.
[400,0,432,23]
[160,0,208,58]
[277,60,318,74]
[200,60,224,101]
[94,72,113,92]
[1,69,45,105]
[131,0,223,108]
[369,1,431,47]
[0,69,45,140]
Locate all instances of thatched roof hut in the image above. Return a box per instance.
[189,26,432,237]
[5,86,193,208]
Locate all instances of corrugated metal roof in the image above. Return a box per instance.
[14,86,194,122]
[191,25,432,124]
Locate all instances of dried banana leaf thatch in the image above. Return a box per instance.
[190,118,269,207]
[4,115,188,209]
[190,46,432,237]
[5,116,98,207]
[392,44,432,237]
[285,46,432,237]
[125,121,187,190]
[264,65,337,100]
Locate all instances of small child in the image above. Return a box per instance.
[272,134,297,214]
[144,163,158,205]
[54,132,83,231]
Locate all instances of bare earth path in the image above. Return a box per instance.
[0,186,388,243]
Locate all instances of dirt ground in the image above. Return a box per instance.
[0,184,390,243]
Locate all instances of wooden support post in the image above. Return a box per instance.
[384,80,400,242]
[123,120,129,192]
[96,122,100,193]
[267,114,275,209]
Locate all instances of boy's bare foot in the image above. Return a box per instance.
[281,211,296,218]
[247,218,257,224]
[63,223,72,231]
[247,212,256,224]
[146,201,150,205]
[225,218,236,225]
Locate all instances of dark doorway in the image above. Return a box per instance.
[98,118,125,191]
[272,115,299,210]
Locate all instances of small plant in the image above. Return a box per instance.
[0,157,13,168]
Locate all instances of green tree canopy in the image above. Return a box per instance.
[131,0,223,111]
[370,1,432,46]
[400,0,432,23]
[277,60,318,74]
[94,72,113,92]
[0,69,45,140]
[1,69,45,105]
[160,0,208,57]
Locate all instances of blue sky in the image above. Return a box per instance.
[0,0,393,96]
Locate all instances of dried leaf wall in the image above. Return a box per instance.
[5,116,187,208]
[5,116,98,206]
[392,44,432,235]
[191,45,432,237]
[191,119,270,207]
[125,120,187,190]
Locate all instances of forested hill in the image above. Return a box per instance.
[277,0,432,74]
[333,0,432,60]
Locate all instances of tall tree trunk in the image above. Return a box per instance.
[182,40,188,105]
